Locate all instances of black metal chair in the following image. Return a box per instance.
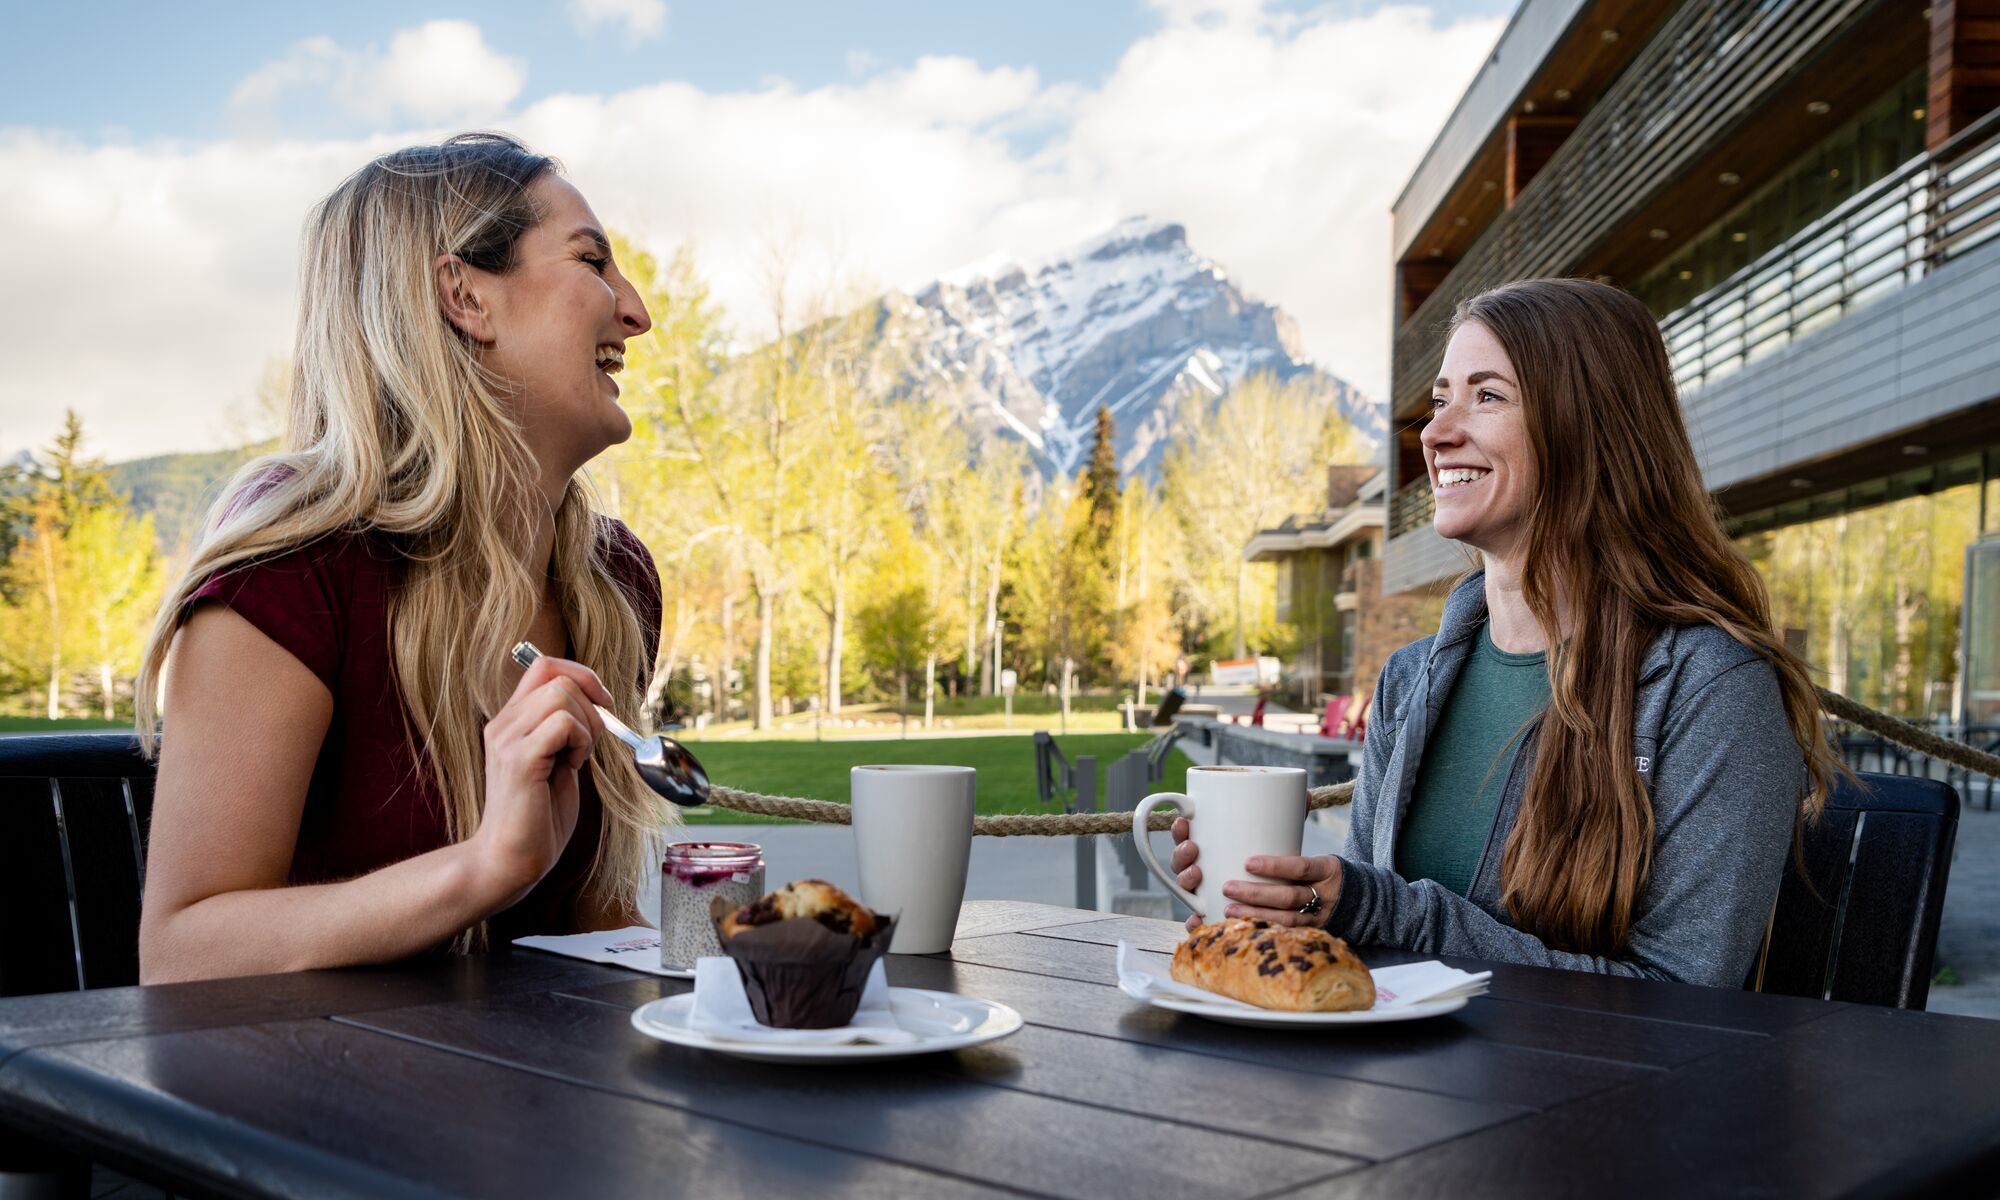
[1753,771,1959,1010]
[0,731,155,999]
[0,732,167,1198]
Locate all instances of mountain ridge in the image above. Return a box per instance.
[889,217,1381,480]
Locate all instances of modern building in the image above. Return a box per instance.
[1383,0,2000,723]
[1246,466,1440,706]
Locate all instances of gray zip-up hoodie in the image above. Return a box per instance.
[1328,570,1806,988]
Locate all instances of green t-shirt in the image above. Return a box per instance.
[1397,623,1551,897]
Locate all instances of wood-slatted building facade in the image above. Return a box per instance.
[1383,0,2000,723]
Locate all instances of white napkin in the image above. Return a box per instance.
[688,957,920,1045]
[1116,941,1491,1011]
[512,926,687,976]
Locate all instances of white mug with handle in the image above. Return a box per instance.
[1131,765,1308,920]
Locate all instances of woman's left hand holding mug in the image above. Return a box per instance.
[1170,818,1343,930]
[1224,853,1343,928]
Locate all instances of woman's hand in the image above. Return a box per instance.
[468,654,611,911]
[1170,816,1203,930]
[1171,817,1343,931]
[1224,854,1343,928]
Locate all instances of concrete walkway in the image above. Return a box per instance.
[1929,801,1999,1019]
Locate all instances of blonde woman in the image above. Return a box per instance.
[134,134,663,983]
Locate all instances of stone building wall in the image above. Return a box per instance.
[1350,557,1448,703]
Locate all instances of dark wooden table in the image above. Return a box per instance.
[3,900,1999,1199]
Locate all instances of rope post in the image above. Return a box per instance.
[1071,755,1097,910]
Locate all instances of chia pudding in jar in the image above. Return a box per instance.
[661,842,764,970]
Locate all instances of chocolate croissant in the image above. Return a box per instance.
[1170,919,1376,1011]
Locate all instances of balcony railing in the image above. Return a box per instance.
[1391,0,1879,419]
[1388,477,1434,538]
[1664,107,2000,392]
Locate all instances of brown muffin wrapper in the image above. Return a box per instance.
[709,897,897,1029]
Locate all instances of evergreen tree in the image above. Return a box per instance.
[1080,404,1121,552]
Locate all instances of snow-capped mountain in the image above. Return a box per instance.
[890,218,1381,480]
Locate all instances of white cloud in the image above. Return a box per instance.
[0,4,1503,461]
[226,20,525,133]
[569,0,668,43]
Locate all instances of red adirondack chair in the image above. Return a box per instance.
[1230,694,1269,726]
[1342,693,1373,741]
[1317,695,1351,739]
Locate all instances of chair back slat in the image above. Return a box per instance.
[1758,772,1958,1009]
[0,733,156,997]
[1759,807,1857,1000]
[53,776,147,989]
[1827,808,1956,1008]
[0,778,84,997]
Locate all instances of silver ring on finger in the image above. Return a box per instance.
[1298,886,1323,917]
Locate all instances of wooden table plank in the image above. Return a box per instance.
[1278,1005,2000,1199]
[1033,915,1836,1035]
[340,990,1362,1200]
[557,960,1651,1112]
[0,1020,1016,1200]
[949,900,1113,941]
[545,976,1525,1161]
[942,933,1761,1071]
[0,952,625,1063]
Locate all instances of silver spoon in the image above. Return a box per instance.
[510,641,712,807]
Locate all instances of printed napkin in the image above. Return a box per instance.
[1116,940,1491,1011]
[512,926,689,976]
[688,957,919,1045]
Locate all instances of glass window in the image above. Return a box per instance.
[1735,463,1982,720]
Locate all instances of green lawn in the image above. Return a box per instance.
[0,716,128,734]
[678,691,1167,740]
[673,731,1191,825]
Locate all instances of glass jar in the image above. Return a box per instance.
[660,842,765,970]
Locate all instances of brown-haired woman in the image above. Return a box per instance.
[1171,277,1840,986]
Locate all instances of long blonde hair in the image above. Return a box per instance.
[136,133,660,938]
[1454,279,1838,957]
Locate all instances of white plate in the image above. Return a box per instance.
[1142,991,1474,1027]
[629,988,1023,1064]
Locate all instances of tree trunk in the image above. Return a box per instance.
[1233,558,1248,661]
[717,591,733,723]
[42,532,60,721]
[924,653,936,729]
[645,596,688,730]
[100,661,114,720]
[899,670,909,739]
[754,588,775,731]
[982,538,1005,696]
[962,570,979,697]
[827,587,846,715]
[1061,657,1072,733]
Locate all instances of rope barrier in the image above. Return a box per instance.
[696,688,2000,833]
[706,781,1358,835]
[1814,687,2000,778]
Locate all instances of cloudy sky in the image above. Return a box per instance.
[1,0,1509,462]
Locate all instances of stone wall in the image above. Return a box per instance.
[1351,557,1447,701]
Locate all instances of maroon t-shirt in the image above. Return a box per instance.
[184,519,663,943]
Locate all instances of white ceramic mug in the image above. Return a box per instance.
[850,765,976,954]
[1131,765,1307,920]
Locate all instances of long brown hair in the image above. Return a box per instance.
[1453,278,1836,957]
